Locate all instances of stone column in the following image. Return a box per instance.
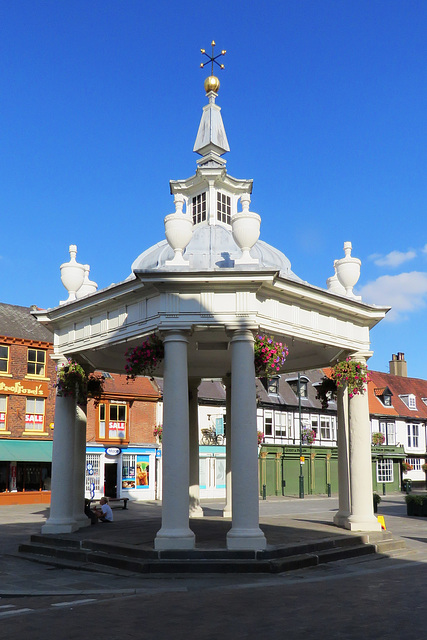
[73,404,91,529]
[333,385,351,527]
[227,329,266,550]
[189,377,203,518]
[155,331,195,550]
[344,355,381,532]
[42,393,79,534]
[223,374,232,518]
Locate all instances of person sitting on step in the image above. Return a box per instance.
[94,496,113,523]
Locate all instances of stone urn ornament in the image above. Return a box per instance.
[232,194,261,265]
[164,194,193,266]
[60,245,85,304]
[335,242,362,299]
[326,260,346,295]
[76,265,98,299]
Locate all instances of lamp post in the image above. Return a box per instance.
[298,373,304,499]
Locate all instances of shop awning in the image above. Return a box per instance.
[0,441,53,462]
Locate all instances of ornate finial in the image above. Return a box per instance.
[200,41,226,94]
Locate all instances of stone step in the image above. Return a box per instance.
[18,534,384,575]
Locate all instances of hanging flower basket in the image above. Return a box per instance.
[153,425,163,443]
[301,427,316,445]
[372,432,385,446]
[316,376,337,410]
[422,463,427,473]
[402,461,413,472]
[330,357,369,399]
[56,360,104,406]
[257,431,265,446]
[125,335,165,380]
[254,335,288,378]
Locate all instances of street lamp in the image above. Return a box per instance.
[298,373,304,499]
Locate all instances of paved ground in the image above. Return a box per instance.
[1,493,426,596]
[1,494,427,639]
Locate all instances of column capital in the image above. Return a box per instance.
[161,329,190,344]
[228,328,256,344]
[348,351,372,364]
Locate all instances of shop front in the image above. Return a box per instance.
[85,445,158,502]
[0,440,53,504]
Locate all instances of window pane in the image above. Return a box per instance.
[118,405,126,421]
[27,349,46,376]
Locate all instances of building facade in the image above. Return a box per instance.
[0,303,56,503]
[84,373,161,501]
[368,353,427,492]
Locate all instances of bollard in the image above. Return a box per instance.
[327,483,331,497]
[262,484,267,500]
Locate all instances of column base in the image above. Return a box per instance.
[189,505,204,518]
[154,528,195,550]
[223,507,232,518]
[333,510,351,527]
[227,528,266,551]
[42,519,80,534]
[77,517,92,529]
[343,515,382,532]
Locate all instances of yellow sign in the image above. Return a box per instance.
[377,515,386,530]
[0,378,49,397]
[300,456,305,463]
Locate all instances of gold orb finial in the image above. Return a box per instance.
[204,75,220,94]
[200,41,226,94]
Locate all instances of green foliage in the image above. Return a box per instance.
[316,376,337,410]
[372,432,385,446]
[405,494,427,505]
[56,360,105,406]
[125,335,165,380]
[330,358,369,398]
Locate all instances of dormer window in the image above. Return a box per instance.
[192,192,207,225]
[400,394,417,410]
[267,377,279,395]
[374,387,393,407]
[217,192,231,225]
[287,378,308,398]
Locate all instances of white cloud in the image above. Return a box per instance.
[373,250,416,268]
[358,271,427,322]
[422,244,427,255]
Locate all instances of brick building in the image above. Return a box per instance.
[85,374,161,501]
[0,302,161,504]
[0,303,56,502]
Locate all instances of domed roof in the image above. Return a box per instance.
[131,223,302,281]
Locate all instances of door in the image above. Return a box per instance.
[104,462,118,498]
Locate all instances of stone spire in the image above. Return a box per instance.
[193,42,230,167]
[193,90,230,165]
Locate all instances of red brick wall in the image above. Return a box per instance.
[85,396,158,445]
[0,343,55,439]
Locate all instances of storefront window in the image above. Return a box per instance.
[98,402,128,441]
[25,397,45,431]
[85,454,101,494]
[0,395,7,430]
[377,459,393,483]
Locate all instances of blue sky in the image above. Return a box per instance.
[1,1,426,378]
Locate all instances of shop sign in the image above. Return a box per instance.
[0,378,49,397]
[105,447,121,456]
